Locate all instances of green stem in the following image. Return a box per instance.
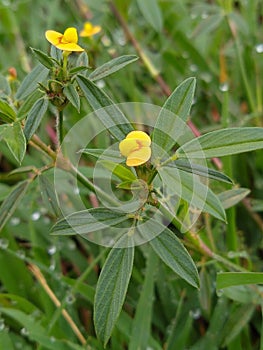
[56,109,64,147]
[226,15,256,113]
[221,88,239,263]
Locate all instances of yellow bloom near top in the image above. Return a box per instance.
[80,22,102,37]
[45,27,84,52]
[119,131,151,167]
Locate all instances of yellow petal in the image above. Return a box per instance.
[126,147,151,166]
[45,30,63,46]
[126,131,151,145]
[80,22,101,37]
[63,27,78,44]
[56,43,84,52]
[119,138,138,157]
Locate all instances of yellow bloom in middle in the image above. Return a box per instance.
[80,22,102,37]
[119,131,151,167]
[45,27,84,52]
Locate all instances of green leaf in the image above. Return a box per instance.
[0,183,11,201]
[152,77,196,157]
[69,66,89,75]
[220,304,255,347]
[0,99,16,123]
[218,188,250,209]
[176,127,263,159]
[50,45,62,62]
[24,97,49,141]
[94,235,134,346]
[0,74,11,96]
[138,220,199,288]
[51,208,129,235]
[2,122,26,164]
[0,307,84,350]
[31,48,54,69]
[76,74,133,140]
[80,148,123,162]
[89,55,138,81]
[76,51,89,67]
[38,173,62,217]
[136,0,163,32]
[159,167,226,221]
[15,64,49,100]
[17,89,45,120]
[64,84,80,112]
[217,272,263,289]
[129,248,157,350]
[99,160,137,182]
[0,180,30,231]
[171,159,233,184]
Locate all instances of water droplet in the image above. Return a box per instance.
[67,240,76,251]
[47,245,57,255]
[73,187,80,195]
[96,80,105,88]
[43,217,51,224]
[0,318,5,331]
[65,293,76,305]
[201,12,208,19]
[50,336,56,343]
[10,217,20,226]
[219,82,229,92]
[49,259,56,271]
[190,64,198,72]
[16,250,25,260]
[31,212,41,221]
[255,43,263,53]
[216,289,224,297]
[20,327,29,336]
[0,238,9,249]
[190,308,201,319]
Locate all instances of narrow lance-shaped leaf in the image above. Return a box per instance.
[0,99,16,123]
[217,272,263,289]
[218,188,250,209]
[136,0,163,32]
[129,248,157,350]
[51,208,129,235]
[89,55,138,81]
[76,74,133,140]
[17,90,45,120]
[94,235,134,346]
[0,180,30,231]
[152,77,196,157]
[2,122,26,164]
[24,97,49,141]
[63,84,80,112]
[38,174,62,217]
[176,127,263,159]
[15,64,49,100]
[159,167,226,221]
[170,159,233,184]
[138,220,200,288]
[99,160,137,182]
[31,48,54,69]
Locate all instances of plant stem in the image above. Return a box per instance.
[226,15,257,114]
[56,109,64,148]
[221,85,239,263]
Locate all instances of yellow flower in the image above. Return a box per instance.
[119,131,151,167]
[45,27,84,52]
[79,22,102,37]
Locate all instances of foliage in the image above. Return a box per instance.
[0,1,263,349]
